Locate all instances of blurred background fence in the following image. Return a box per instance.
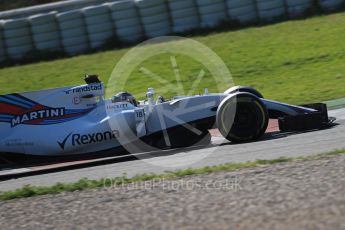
[0,0,344,63]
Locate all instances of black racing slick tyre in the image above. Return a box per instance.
[216,92,269,143]
[224,86,264,98]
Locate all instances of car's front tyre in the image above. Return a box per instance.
[217,92,269,143]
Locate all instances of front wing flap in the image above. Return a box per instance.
[278,103,335,132]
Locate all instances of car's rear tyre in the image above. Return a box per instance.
[224,86,264,98]
[217,92,269,142]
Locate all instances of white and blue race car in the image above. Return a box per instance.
[0,75,334,156]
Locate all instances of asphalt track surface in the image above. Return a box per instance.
[0,108,344,192]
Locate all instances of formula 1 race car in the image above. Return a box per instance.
[0,75,334,156]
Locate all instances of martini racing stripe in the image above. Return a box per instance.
[4,94,36,107]
[0,96,32,109]
[9,93,39,105]
[0,102,27,115]
[0,93,95,127]
[0,114,14,118]
[41,115,92,124]
[0,114,13,122]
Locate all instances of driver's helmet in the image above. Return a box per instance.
[112,92,137,106]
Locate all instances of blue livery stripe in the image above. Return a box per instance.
[0,96,32,109]
[42,117,79,124]
[5,94,36,107]
[0,114,14,118]
[65,109,93,114]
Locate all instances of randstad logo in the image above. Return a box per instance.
[64,84,103,95]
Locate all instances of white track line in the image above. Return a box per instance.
[329,108,345,121]
[0,168,32,176]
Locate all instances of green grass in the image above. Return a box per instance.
[1,149,344,201]
[1,12,345,103]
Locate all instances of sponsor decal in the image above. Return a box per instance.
[4,138,34,147]
[87,103,97,107]
[0,94,94,127]
[11,108,65,127]
[72,97,81,105]
[106,103,128,110]
[64,84,103,95]
[58,130,120,150]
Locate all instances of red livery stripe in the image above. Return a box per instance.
[0,102,26,115]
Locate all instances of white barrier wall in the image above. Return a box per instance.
[0,21,6,61]
[195,0,228,27]
[226,0,258,24]
[56,9,89,55]
[168,0,200,33]
[318,0,344,11]
[0,0,118,19]
[29,12,61,51]
[108,1,143,42]
[83,5,114,49]
[285,0,313,18]
[3,18,33,59]
[0,0,344,63]
[256,0,287,21]
[136,0,171,38]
